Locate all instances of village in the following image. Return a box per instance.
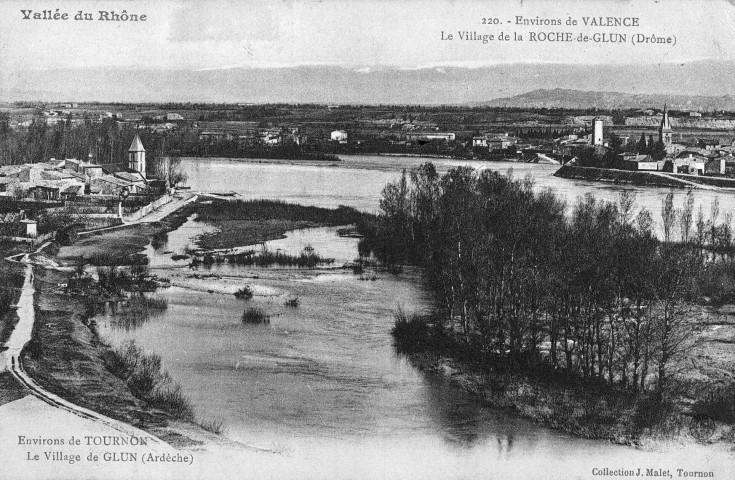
[1,100,735,246]
[4,102,735,166]
[0,133,174,246]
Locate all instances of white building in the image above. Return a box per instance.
[592,118,604,146]
[331,130,348,143]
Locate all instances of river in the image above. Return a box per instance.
[183,155,735,231]
[94,156,730,479]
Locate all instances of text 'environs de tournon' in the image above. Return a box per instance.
[444,15,675,45]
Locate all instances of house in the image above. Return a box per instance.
[27,183,60,201]
[331,130,348,143]
[165,113,184,121]
[198,131,227,142]
[405,132,455,143]
[64,158,104,185]
[259,129,283,146]
[0,177,20,197]
[487,134,518,151]
[622,154,659,171]
[705,157,726,175]
[677,148,714,159]
[473,133,517,150]
[0,162,84,199]
[674,154,706,175]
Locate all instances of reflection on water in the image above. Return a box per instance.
[98,294,168,332]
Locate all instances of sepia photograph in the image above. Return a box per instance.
[0,0,734,478]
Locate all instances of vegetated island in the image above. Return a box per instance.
[193,199,371,250]
[359,162,735,449]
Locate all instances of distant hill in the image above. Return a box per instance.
[2,61,735,105]
[481,89,735,112]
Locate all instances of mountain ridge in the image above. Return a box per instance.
[480,88,735,111]
[2,61,735,105]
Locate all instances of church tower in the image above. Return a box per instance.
[128,134,146,178]
[592,118,604,146]
[659,104,672,146]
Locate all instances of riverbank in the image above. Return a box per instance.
[18,265,241,449]
[554,164,702,188]
[54,201,198,266]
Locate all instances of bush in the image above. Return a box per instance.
[392,307,436,354]
[692,383,735,424]
[242,306,270,324]
[198,418,227,435]
[234,286,254,299]
[148,384,195,420]
[106,341,194,420]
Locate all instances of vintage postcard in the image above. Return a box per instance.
[0,0,734,479]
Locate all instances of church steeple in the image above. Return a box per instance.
[659,104,672,146]
[128,134,146,178]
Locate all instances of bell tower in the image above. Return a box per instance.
[128,134,146,178]
[659,104,672,146]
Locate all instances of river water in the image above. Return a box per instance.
[183,155,735,230]
[94,156,732,478]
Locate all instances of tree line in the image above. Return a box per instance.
[0,116,186,185]
[363,163,733,395]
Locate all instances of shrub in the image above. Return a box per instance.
[106,340,194,420]
[234,286,254,299]
[691,383,735,424]
[242,307,270,324]
[392,307,435,354]
[198,418,227,435]
[148,384,195,420]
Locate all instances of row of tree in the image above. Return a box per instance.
[366,164,731,394]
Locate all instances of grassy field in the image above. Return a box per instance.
[54,201,197,266]
[0,372,26,407]
[197,218,316,250]
[195,199,371,250]
[0,261,26,345]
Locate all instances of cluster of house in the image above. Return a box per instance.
[0,135,157,201]
[472,133,519,150]
[596,106,735,175]
[198,124,310,147]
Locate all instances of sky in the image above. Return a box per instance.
[1,0,735,102]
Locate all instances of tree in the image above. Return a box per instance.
[651,245,701,393]
[636,133,648,154]
[650,138,667,161]
[608,133,623,156]
[680,191,694,244]
[661,193,678,244]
